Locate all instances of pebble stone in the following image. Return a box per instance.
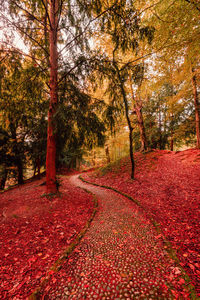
[41,175,188,299]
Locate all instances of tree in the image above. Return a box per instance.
[1,0,124,192]
[128,62,148,152]
[90,1,154,178]
[0,50,47,187]
[45,0,59,193]
[144,0,200,149]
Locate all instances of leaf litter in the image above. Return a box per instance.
[84,149,200,296]
[0,174,94,299]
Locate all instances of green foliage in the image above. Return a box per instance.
[1,0,200,182]
[132,81,196,151]
[0,51,47,183]
[55,75,106,168]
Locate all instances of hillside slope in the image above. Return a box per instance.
[83,149,200,295]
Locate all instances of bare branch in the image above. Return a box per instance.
[41,0,52,30]
[0,52,10,63]
[152,12,171,23]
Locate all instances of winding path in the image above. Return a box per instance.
[41,175,187,299]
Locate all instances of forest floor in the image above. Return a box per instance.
[83,148,200,297]
[0,172,94,299]
[0,149,199,299]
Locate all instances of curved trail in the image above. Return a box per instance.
[41,175,186,299]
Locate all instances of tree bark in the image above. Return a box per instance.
[128,128,134,179]
[10,122,24,185]
[37,157,41,178]
[170,113,174,151]
[17,159,24,185]
[135,102,147,151]
[158,109,163,150]
[33,164,36,177]
[191,67,200,149]
[0,167,8,190]
[116,69,134,179]
[170,130,174,151]
[105,144,111,164]
[129,80,147,152]
[92,150,96,166]
[46,0,59,193]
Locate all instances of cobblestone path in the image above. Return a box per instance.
[41,175,188,299]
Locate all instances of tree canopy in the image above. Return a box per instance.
[0,0,200,189]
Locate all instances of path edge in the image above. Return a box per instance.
[28,185,98,300]
[79,175,198,300]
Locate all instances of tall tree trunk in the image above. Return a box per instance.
[17,160,24,185]
[10,122,24,185]
[105,144,111,164]
[92,150,96,166]
[128,128,134,179]
[134,102,147,152]
[170,130,174,151]
[33,164,36,177]
[129,80,147,152]
[0,166,8,190]
[170,113,174,151]
[117,69,134,179]
[191,67,200,149]
[37,157,41,178]
[46,0,59,193]
[158,109,163,150]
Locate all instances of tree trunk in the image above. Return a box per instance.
[33,164,36,177]
[0,167,8,190]
[37,157,41,178]
[170,113,174,151]
[46,0,59,193]
[92,150,96,166]
[117,69,134,179]
[129,79,147,152]
[9,122,24,185]
[135,102,147,151]
[105,144,111,164]
[191,67,200,149]
[129,127,134,179]
[17,160,24,185]
[158,109,162,150]
[76,158,80,170]
[170,131,174,151]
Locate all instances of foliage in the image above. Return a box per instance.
[0,51,47,184]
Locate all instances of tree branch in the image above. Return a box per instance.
[0,41,49,77]
[0,52,10,63]
[58,2,119,55]
[9,0,45,27]
[0,13,49,56]
[58,59,85,85]
[185,0,200,12]
[41,0,52,30]
[57,0,65,31]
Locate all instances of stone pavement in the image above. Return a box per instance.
[40,175,188,299]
